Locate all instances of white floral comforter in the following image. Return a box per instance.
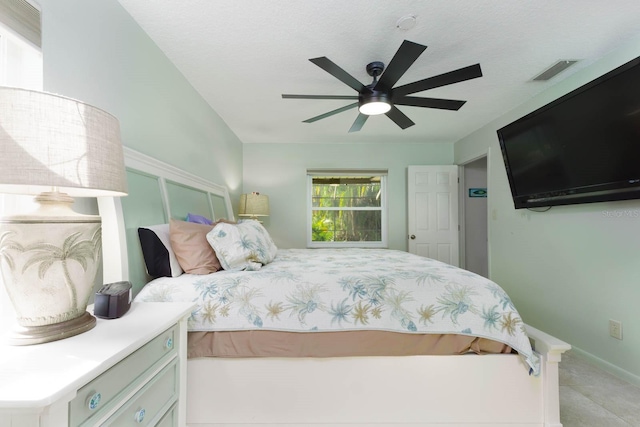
[135,248,539,374]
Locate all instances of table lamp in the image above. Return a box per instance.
[238,192,269,222]
[0,86,127,345]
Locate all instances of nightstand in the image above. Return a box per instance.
[0,302,195,426]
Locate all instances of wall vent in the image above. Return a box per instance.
[532,60,578,81]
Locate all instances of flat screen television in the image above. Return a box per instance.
[497,55,640,209]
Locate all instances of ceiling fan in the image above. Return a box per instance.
[282,40,483,132]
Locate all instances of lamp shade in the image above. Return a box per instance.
[0,86,127,197]
[238,192,270,217]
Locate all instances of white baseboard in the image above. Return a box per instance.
[569,345,640,388]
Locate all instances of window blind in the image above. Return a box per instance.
[0,0,40,47]
[307,169,388,177]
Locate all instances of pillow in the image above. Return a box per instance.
[186,213,213,225]
[213,218,237,225]
[206,220,278,271]
[138,224,183,278]
[169,219,221,274]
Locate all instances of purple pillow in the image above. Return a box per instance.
[186,213,213,225]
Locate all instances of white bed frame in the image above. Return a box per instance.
[99,148,571,427]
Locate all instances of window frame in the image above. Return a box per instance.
[306,170,388,249]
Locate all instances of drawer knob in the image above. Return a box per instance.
[87,392,101,410]
[165,337,173,349]
[134,408,146,423]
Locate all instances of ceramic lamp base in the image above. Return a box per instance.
[6,311,96,345]
[0,191,102,346]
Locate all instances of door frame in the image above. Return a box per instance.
[458,150,490,275]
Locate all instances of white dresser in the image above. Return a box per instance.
[0,302,194,427]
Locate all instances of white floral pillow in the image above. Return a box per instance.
[206,220,278,271]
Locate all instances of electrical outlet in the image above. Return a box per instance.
[609,319,623,340]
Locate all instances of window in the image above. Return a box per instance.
[307,170,387,248]
[0,0,42,90]
[0,0,42,217]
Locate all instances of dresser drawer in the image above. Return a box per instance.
[155,402,177,427]
[69,324,179,426]
[103,359,178,426]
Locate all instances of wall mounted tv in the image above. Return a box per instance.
[497,56,640,209]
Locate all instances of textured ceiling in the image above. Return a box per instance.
[117,0,640,144]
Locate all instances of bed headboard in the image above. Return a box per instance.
[98,148,234,296]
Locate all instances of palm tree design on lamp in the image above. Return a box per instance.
[23,228,101,319]
[0,231,22,271]
[0,225,102,326]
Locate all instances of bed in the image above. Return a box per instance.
[99,147,570,427]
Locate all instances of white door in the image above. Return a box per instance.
[407,165,459,266]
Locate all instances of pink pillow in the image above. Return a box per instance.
[169,219,222,274]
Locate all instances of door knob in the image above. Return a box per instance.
[410,235,416,240]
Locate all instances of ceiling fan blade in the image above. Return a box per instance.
[302,102,358,123]
[393,64,483,97]
[348,114,369,133]
[393,96,467,110]
[309,57,366,93]
[282,94,358,100]
[374,40,427,92]
[385,106,415,129]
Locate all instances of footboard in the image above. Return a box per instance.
[526,324,572,427]
[186,324,570,427]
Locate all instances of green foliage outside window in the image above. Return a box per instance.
[312,216,333,241]
[311,177,382,242]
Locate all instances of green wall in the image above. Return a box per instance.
[455,35,640,385]
[243,142,453,250]
[34,0,243,298]
[39,0,243,198]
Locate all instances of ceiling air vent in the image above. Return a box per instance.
[532,60,578,81]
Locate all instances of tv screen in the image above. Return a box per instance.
[497,56,640,209]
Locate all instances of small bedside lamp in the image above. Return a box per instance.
[0,87,128,345]
[238,192,269,222]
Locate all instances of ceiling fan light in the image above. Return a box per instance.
[359,92,391,115]
[359,101,391,115]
